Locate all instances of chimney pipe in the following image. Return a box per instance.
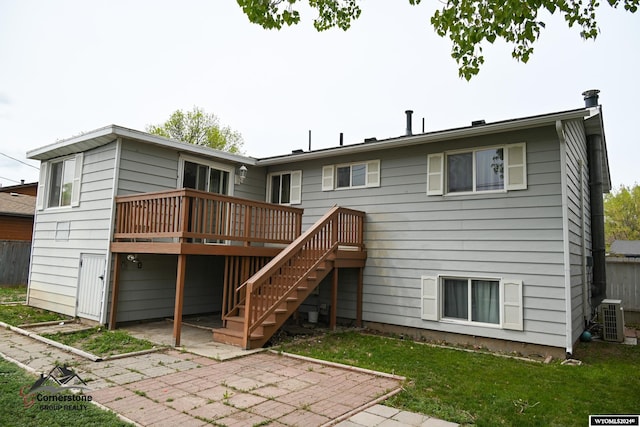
[20,179,25,185]
[308,130,311,151]
[405,110,413,136]
[339,133,344,146]
[582,89,600,108]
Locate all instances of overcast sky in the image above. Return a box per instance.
[1,1,638,189]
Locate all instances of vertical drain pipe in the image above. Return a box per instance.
[583,90,607,311]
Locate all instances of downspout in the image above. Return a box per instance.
[587,125,606,309]
[99,138,122,324]
[556,120,573,356]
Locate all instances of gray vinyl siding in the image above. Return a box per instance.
[117,139,179,195]
[272,126,569,348]
[563,119,592,345]
[115,255,224,322]
[28,143,117,316]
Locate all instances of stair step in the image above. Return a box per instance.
[213,327,264,340]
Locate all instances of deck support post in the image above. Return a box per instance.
[330,268,338,331]
[108,253,121,330]
[172,254,187,347]
[356,267,363,328]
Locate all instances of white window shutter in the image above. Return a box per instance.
[506,143,527,190]
[427,153,444,196]
[290,171,302,205]
[71,153,84,207]
[322,165,334,191]
[36,161,48,211]
[366,160,380,187]
[421,276,439,321]
[502,279,523,330]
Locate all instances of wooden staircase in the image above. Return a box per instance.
[213,206,365,349]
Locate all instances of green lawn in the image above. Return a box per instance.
[278,331,640,426]
[0,304,71,326]
[42,328,157,357]
[0,285,27,303]
[0,358,131,427]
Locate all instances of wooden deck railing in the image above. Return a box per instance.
[114,188,304,245]
[240,206,365,348]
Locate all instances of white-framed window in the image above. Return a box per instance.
[427,143,526,196]
[36,153,84,210]
[421,275,523,331]
[322,160,380,191]
[266,170,302,205]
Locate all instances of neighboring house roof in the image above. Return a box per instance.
[0,182,38,197]
[609,240,640,257]
[0,192,36,217]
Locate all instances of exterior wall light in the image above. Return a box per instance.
[237,165,248,184]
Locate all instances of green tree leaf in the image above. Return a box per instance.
[604,184,640,249]
[146,106,244,154]
[236,0,638,79]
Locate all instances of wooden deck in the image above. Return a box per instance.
[108,189,366,347]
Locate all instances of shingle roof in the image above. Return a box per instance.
[610,240,640,257]
[0,192,36,217]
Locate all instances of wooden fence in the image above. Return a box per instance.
[0,240,31,285]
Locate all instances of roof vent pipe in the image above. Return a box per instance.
[582,89,600,108]
[340,132,344,146]
[405,110,413,136]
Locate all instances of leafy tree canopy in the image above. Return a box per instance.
[147,107,244,154]
[236,0,638,80]
[604,184,640,248]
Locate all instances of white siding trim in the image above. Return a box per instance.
[322,165,334,191]
[100,138,122,324]
[426,153,444,196]
[421,276,438,321]
[71,153,84,207]
[502,279,523,330]
[557,120,573,354]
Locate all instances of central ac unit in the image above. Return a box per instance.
[599,299,625,342]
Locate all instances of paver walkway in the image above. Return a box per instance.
[0,327,457,426]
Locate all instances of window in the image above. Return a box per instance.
[322,160,380,191]
[446,148,504,193]
[266,171,302,205]
[37,153,83,210]
[442,278,499,324]
[182,160,230,194]
[421,275,523,331]
[427,143,526,196]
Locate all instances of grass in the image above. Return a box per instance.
[0,304,71,326]
[0,285,27,303]
[0,358,131,426]
[42,327,157,357]
[278,331,640,426]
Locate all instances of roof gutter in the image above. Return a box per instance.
[27,125,257,166]
[257,109,590,166]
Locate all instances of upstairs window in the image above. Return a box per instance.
[322,160,380,191]
[267,171,302,205]
[37,153,84,210]
[427,143,526,196]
